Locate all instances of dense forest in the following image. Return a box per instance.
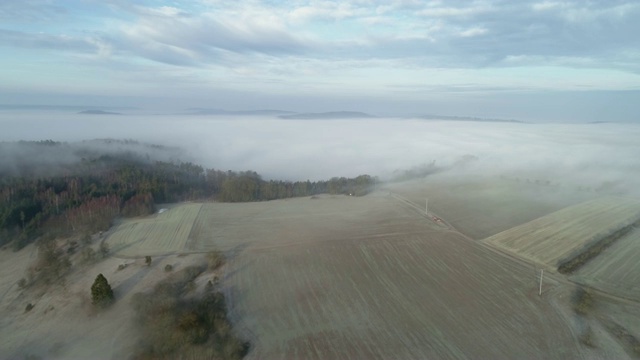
[0,140,376,250]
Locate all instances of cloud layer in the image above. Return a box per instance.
[1,1,639,120]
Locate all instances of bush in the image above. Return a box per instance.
[573,287,593,315]
[117,264,127,271]
[207,251,225,270]
[81,233,92,245]
[99,242,109,258]
[81,247,96,264]
[91,273,114,308]
[164,264,173,272]
[17,278,28,289]
[25,303,34,312]
[34,236,71,285]
[145,256,152,266]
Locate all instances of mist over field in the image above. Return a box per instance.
[1,111,638,195]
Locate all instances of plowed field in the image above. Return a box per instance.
[188,193,581,359]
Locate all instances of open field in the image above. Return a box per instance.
[484,197,640,268]
[184,193,592,359]
[573,227,640,300]
[225,234,582,359]
[5,188,640,358]
[385,177,596,239]
[105,203,202,256]
[188,194,444,252]
[95,191,640,358]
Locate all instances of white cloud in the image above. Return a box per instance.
[531,1,564,11]
[458,27,487,37]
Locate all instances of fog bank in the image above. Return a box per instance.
[1,111,638,196]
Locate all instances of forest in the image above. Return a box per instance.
[0,140,376,250]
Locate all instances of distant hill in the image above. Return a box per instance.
[279,111,376,120]
[412,114,523,123]
[184,108,295,116]
[78,109,122,115]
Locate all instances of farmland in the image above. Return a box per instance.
[573,227,640,300]
[484,197,640,268]
[183,193,586,359]
[105,203,202,256]
[385,177,595,239]
[92,186,640,358]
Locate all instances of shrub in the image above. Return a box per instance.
[91,273,114,308]
[573,287,593,316]
[81,247,96,264]
[34,236,71,285]
[131,265,248,359]
[207,251,225,270]
[117,264,127,271]
[25,303,34,312]
[99,242,109,258]
[145,256,152,266]
[164,264,173,272]
[81,233,92,245]
[17,278,28,289]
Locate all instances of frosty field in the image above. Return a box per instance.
[484,197,640,268]
[385,177,595,240]
[95,186,640,358]
[573,227,640,299]
[186,193,584,359]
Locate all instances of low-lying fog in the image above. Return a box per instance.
[1,111,639,196]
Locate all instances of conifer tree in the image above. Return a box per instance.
[91,273,114,307]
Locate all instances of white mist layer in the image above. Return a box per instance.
[1,111,639,195]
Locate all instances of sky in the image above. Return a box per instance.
[1,0,640,121]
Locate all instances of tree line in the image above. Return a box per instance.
[0,141,376,250]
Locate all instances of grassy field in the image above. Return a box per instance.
[572,227,640,300]
[484,197,640,268]
[105,203,202,256]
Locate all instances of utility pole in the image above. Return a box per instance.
[539,269,544,296]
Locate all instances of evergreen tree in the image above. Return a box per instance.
[91,273,114,307]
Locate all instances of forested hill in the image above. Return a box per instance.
[0,140,376,250]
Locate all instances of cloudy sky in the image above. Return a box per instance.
[1,0,639,121]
